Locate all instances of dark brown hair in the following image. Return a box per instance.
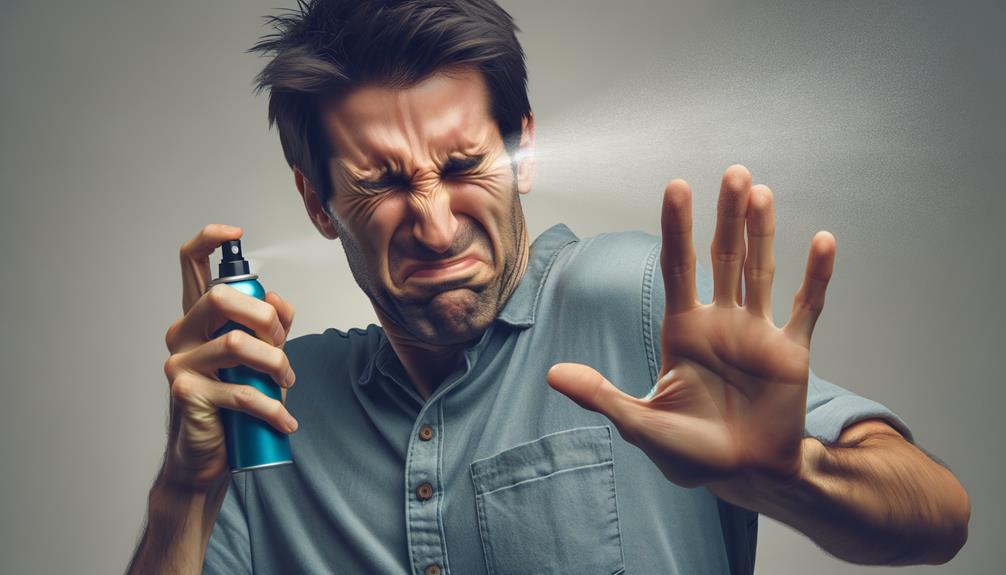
[248,0,532,207]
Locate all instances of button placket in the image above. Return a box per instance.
[406,402,449,575]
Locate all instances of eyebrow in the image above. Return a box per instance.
[352,154,487,190]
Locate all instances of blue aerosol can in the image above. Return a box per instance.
[208,239,293,472]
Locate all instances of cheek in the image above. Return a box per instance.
[450,172,515,223]
[336,195,409,267]
[449,179,519,265]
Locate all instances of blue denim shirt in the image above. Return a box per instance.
[204,223,911,575]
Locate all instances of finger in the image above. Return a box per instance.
[170,372,298,434]
[783,231,836,348]
[264,291,295,338]
[164,330,296,389]
[179,224,243,313]
[660,180,700,315]
[711,165,752,306]
[547,363,638,433]
[743,184,776,319]
[167,283,286,353]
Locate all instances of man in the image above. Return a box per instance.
[128,1,970,573]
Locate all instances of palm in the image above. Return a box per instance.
[640,304,810,487]
[548,165,835,490]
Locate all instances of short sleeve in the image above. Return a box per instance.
[804,368,912,444]
[203,474,253,575]
[647,255,913,445]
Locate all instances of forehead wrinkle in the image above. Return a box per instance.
[326,69,502,178]
[338,124,412,179]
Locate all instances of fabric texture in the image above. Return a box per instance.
[203,223,911,575]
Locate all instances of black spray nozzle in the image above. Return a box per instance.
[217,239,251,278]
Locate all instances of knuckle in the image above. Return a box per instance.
[745,267,774,281]
[232,385,258,410]
[222,330,249,354]
[163,353,183,379]
[662,260,695,279]
[266,398,285,419]
[712,250,743,265]
[206,284,231,307]
[170,374,195,401]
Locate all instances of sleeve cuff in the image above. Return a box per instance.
[804,394,914,445]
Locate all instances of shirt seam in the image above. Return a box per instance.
[641,241,661,386]
[526,236,579,325]
[476,460,615,497]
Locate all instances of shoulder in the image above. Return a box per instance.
[549,229,662,300]
[284,323,383,378]
[281,324,384,413]
[537,230,662,362]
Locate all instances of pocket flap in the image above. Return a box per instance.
[470,426,614,495]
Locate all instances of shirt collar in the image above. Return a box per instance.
[495,223,579,328]
[358,223,579,387]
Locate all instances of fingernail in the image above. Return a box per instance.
[222,224,241,233]
[286,415,298,433]
[285,366,296,387]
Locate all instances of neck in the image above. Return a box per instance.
[377,327,470,400]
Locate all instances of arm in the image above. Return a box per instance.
[547,165,971,567]
[716,419,970,565]
[127,475,230,574]
[127,224,297,574]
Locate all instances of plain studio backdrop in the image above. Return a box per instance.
[1,1,1003,573]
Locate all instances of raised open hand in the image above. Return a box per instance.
[548,164,836,493]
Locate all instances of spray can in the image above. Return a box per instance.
[208,239,293,472]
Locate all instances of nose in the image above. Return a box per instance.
[410,185,458,254]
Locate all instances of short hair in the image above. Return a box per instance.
[248,0,532,207]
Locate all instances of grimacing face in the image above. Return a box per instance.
[296,67,535,346]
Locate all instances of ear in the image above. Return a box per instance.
[293,167,339,240]
[515,113,535,195]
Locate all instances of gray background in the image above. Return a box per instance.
[1,0,1002,573]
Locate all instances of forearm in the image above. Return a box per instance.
[731,428,970,565]
[127,474,230,575]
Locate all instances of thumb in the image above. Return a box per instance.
[547,362,637,426]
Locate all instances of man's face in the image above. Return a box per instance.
[316,68,533,346]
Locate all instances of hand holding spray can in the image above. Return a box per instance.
[208,239,293,472]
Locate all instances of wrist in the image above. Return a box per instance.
[148,471,229,538]
[750,437,829,515]
[708,438,827,515]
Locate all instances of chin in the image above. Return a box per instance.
[421,288,495,344]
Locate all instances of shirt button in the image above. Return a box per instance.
[418,425,434,441]
[416,482,434,501]
[424,565,441,575]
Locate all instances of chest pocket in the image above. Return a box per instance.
[469,426,625,575]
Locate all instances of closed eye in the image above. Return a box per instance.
[354,173,407,193]
[352,154,487,192]
[442,154,486,176]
